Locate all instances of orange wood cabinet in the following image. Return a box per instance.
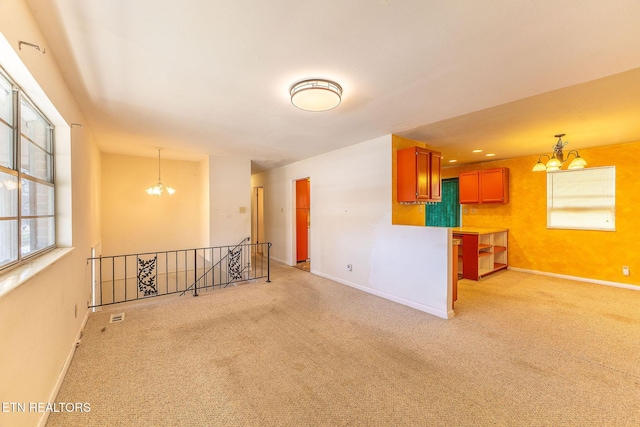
[397,146,442,203]
[459,171,480,204]
[459,168,509,204]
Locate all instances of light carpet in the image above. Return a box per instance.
[46,263,640,426]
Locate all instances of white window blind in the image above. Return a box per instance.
[547,166,615,231]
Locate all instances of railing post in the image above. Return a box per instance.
[266,243,271,283]
[99,255,103,307]
[193,248,199,297]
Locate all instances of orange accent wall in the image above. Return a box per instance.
[391,135,439,225]
[443,141,640,286]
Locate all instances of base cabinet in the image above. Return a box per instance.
[453,228,508,280]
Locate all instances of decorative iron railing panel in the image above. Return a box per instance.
[87,239,271,308]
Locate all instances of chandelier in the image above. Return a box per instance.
[146,148,176,196]
[532,134,587,172]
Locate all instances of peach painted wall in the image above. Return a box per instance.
[101,153,208,255]
[442,141,640,286]
[0,2,101,426]
[391,135,439,225]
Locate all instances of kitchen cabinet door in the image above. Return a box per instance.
[430,151,442,201]
[397,146,442,203]
[459,171,480,204]
[480,168,509,203]
[458,168,509,204]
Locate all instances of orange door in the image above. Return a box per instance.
[296,179,310,262]
[296,209,308,261]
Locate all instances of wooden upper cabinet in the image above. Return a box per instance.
[480,168,509,203]
[459,168,509,204]
[459,171,480,204]
[430,151,442,201]
[397,146,442,203]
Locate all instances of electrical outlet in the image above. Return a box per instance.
[623,266,630,276]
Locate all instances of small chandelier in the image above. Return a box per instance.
[532,134,587,172]
[290,79,342,112]
[146,148,175,196]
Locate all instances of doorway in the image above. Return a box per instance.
[295,178,310,271]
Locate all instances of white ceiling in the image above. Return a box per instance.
[24,0,640,171]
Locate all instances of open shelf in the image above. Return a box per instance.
[453,229,508,280]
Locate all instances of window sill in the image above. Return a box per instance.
[0,248,74,299]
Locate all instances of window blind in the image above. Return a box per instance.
[547,166,615,231]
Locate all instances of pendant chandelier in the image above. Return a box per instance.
[146,148,175,196]
[532,134,587,172]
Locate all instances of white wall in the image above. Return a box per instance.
[0,2,101,426]
[209,155,252,247]
[252,135,452,319]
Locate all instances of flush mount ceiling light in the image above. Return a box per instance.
[146,148,176,196]
[290,79,342,112]
[532,134,587,172]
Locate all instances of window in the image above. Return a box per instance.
[0,68,55,271]
[547,167,615,231]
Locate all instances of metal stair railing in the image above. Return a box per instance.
[181,237,257,296]
[87,239,271,308]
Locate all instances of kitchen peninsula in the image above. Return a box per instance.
[452,227,508,280]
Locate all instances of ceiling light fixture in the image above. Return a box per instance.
[146,148,176,196]
[290,79,342,112]
[532,134,587,172]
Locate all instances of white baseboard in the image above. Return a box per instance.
[270,256,288,265]
[508,267,639,290]
[38,308,90,427]
[313,270,451,319]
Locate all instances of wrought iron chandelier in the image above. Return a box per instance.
[532,134,587,172]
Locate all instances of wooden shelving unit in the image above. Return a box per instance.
[452,227,508,280]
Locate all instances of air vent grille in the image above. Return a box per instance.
[109,313,125,323]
